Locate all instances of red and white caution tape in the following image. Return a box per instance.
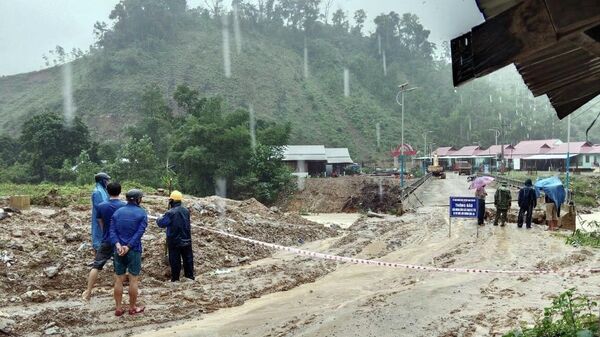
[199,226,600,276]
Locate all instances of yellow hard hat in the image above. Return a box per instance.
[169,190,183,201]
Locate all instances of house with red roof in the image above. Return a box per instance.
[519,141,600,171]
[430,139,600,172]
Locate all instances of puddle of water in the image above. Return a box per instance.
[302,213,361,229]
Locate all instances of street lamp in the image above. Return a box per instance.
[396,83,418,188]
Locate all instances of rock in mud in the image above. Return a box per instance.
[44,326,61,335]
[0,212,9,221]
[1,250,14,264]
[64,232,81,242]
[0,318,15,334]
[22,290,49,303]
[44,266,60,278]
[77,243,91,252]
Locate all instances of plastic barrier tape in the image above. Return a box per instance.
[199,226,600,276]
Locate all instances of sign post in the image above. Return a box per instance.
[449,197,479,238]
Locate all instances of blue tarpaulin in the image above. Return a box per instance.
[534,176,566,215]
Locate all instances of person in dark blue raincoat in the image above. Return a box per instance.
[157,191,195,282]
[517,179,537,229]
[91,172,110,252]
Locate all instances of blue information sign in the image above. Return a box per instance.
[449,197,478,218]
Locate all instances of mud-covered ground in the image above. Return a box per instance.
[0,194,340,336]
[131,174,600,337]
[2,175,599,337]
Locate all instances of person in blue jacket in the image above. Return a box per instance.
[157,191,195,282]
[110,189,147,316]
[517,179,537,229]
[82,182,126,301]
[91,172,110,252]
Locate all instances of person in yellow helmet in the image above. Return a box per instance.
[156,191,194,281]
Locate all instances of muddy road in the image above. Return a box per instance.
[134,174,600,337]
[1,174,599,336]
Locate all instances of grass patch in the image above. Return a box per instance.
[565,221,600,248]
[0,182,156,207]
[503,289,598,337]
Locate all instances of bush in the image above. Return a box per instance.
[566,221,600,248]
[503,289,598,337]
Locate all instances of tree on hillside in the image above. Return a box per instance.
[128,83,174,162]
[0,135,19,167]
[351,9,367,36]
[374,12,400,52]
[331,9,349,32]
[112,135,162,185]
[20,112,91,181]
[277,0,321,33]
[171,85,292,202]
[397,13,434,59]
[102,0,187,49]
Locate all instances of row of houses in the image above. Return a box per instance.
[430,139,600,172]
[282,145,354,176]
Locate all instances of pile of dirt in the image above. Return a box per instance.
[341,183,404,214]
[0,194,337,336]
[283,176,406,213]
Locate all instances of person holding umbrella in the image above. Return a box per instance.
[470,176,494,226]
[534,177,566,231]
[475,184,487,226]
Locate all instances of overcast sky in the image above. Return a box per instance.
[0,0,483,76]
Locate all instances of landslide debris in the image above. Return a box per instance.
[0,194,336,336]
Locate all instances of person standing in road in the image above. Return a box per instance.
[157,191,195,282]
[110,189,147,316]
[82,182,126,301]
[517,179,537,229]
[91,172,110,253]
[545,193,559,231]
[493,183,512,227]
[475,184,487,226]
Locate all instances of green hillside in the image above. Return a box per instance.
[0,0,596,162]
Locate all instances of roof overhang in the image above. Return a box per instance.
[452,0,600,119]
[523,154,578,160]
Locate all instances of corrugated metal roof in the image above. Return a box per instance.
[450,146,483,157]
[480,144,516,156]
[476,0,522,19]
[515,40,600,119]
[324,148,353,164]
[282,145,327,161]
[547,141,593,155]
[581,145,600,154]
[513,139,561,156]
[454,1,600,119]
[433,146,458,156]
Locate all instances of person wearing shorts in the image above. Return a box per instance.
[110,189,147,316]
[82,182,125,301]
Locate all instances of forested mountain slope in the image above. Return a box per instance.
[0,0,594,161]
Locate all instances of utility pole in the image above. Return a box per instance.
[396,83,418,188]
[566,115,571,199]
[423,130,432,173]
[488,128,500,146]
